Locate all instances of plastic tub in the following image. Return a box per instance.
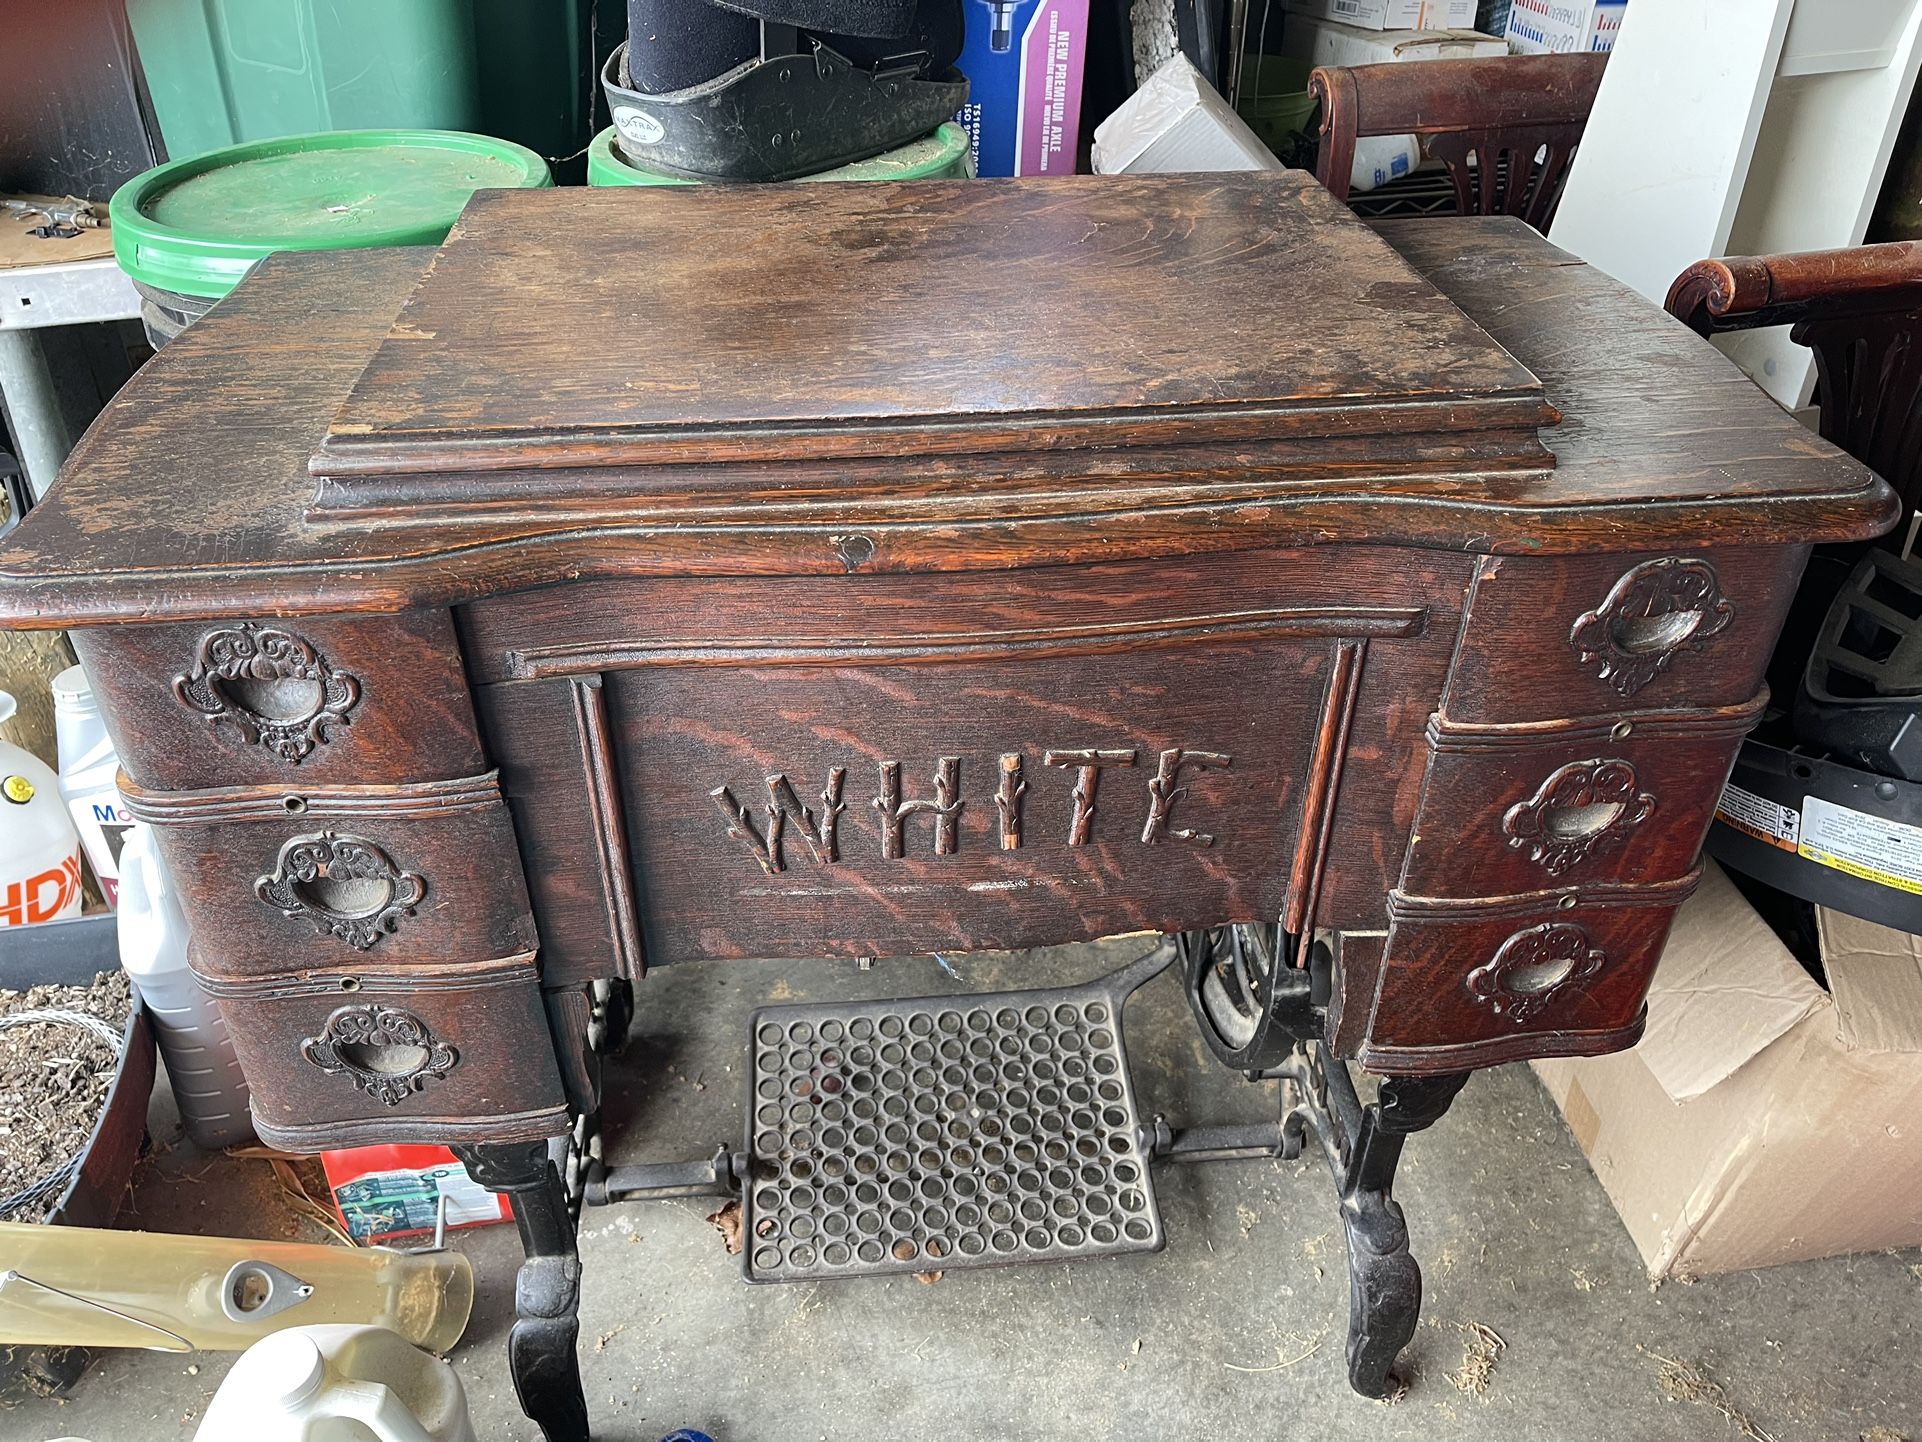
[586,121,974,187]
[125,0,598,175]
[1236,56,1319,161]
[110,130,552,347]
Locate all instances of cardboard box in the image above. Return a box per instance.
[1504,0,1626,53]
[953,0,1089,177]
[1534,862,1922,1279]
[1091,54,1285,174]
[1284,0,1477,31]
[1280,16,1509,66]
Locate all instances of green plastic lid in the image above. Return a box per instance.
[587,122,974,188]
[111,129,552,298]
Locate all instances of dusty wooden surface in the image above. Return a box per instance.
[0,190,1898,1146]
[0,199,1894,628]
[316,174,1550,477]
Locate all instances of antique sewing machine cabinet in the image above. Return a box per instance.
[0,175,1893,1441]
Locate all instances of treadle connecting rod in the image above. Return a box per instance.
[584,1145,743,1207]
[581,1115,1304,1212]
[1139,1115,1291,1164]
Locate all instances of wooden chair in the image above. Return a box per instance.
[1309,53,1608,231]
[1667,242,1922,521]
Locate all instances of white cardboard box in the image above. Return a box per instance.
[1285,0,1477,30]
[1091,54,1284,174]
[1533,862,1922,1279]
[1504,0,1626,53]
[1281,15,1508,66]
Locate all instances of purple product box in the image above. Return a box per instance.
[954,1,1090,177]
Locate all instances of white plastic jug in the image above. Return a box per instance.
[193,1325,477,1442]
[52,664,131,907]
[0,689,84,929]
[118,822,255,1149]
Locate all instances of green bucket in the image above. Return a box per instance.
[587,122,974,187]
[111,128,552,346]
[1237,57,1319,162]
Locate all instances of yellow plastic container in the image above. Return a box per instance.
[0,1221,472,1353]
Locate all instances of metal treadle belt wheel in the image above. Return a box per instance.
[742,948,1171,1281]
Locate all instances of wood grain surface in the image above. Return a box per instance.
[471,546,1465,972]
[0,210,1894,628]
[316,175,1550,476]
[0,187,1899,1108]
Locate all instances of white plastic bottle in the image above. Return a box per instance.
[0,689,83,929]
[118,822,255,1150]
[194,1326,478,1442]
[52,664,133,907]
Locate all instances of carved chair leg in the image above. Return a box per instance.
[454,1141,591,1442]
[1333,1070,1471,1398]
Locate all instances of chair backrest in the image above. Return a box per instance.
[1309,53,1608,231]
[1667,243,1922,527]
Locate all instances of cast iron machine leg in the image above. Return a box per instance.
[1279,1048,1468,1395]
[452,1141,590,1442]
[1174,925,1471,1396]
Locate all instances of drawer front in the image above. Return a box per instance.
[466,548,1470,967]
[123,772,536,983]
[202,961,568,1149]
[1358,875,1700,1074]
[1400,695,1763,898]
[1443,547,1804,724]
[72,611,485,791]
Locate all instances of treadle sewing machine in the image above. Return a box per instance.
[0,175,1893,1440]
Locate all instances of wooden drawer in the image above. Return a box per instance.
[1399,694,1763,898]
[200,960,568,1150]
[1442,547,1804,724]
[121,772,536,984]
[1357,873,1701,1075]
[71,611,485,791]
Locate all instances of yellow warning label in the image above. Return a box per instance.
[1798,795,1922,896]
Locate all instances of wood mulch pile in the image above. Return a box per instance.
[0,970,131,1223]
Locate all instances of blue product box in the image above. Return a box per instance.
[954,0,1091,177]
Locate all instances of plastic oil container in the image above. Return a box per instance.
[119,822,256,1150]
[0,689,83,928]
[194,1326,478,1442]
[52,664,131,907]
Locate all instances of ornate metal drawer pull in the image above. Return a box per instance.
[255,831,425,951]
[1502,758,1656,876]
[173,623,360,763]
[1569,557,1734,697]
[301,1003,458,1106]
[1465,922,1606,1025]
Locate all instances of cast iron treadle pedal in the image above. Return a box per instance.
[743,946,1173,1283]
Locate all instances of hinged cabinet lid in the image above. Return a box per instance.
[312,173,1555,517]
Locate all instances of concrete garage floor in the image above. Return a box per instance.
[26,940,1922,1442]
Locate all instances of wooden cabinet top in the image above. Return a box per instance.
[0,176,1895,627]
[312,174,1552,494]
